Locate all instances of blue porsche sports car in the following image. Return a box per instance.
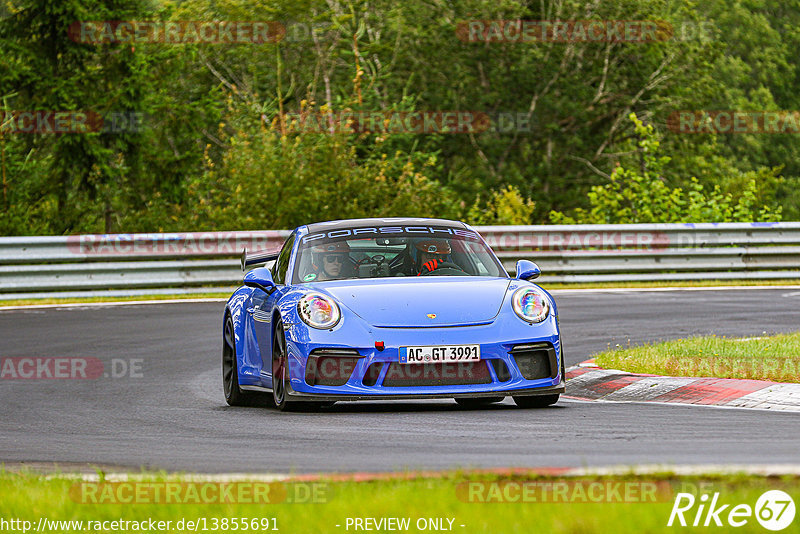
[223,217,564,411]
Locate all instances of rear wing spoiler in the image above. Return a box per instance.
[241,247,280,271]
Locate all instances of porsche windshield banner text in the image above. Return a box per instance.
[301,226,479,244]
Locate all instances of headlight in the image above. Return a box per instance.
[297,292,341,329]
[512,286,550,323]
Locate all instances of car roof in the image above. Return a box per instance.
[304,217,467,233]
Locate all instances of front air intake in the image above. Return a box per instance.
[489,359,512,382]
[509,343,558,380]
[305,349,361,386]
[381,361,492,387]
[362,362,384,387]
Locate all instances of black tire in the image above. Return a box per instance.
[223,315,254,406]
[513,394,560,408]
[455,397,504,408]
[272,322,335,413]
[272,320,297,412]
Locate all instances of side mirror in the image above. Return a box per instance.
[515,260,541,280]
[244,267,276,293]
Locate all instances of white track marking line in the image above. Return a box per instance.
[36,463,800,480]
[602,377,698,402]
[726,383,800,412]
[562,397,800,414]
[0,298,227,311]
[551,285,800,294]
[564,368,628,390]
[3,285,800,310]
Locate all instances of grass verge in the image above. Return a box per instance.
[1,280,799,308]
[594,333,800,383]
[542,279,800,290]
[1,471,798,533]
[0,293,231,307]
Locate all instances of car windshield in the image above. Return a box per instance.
[292,226,507,283]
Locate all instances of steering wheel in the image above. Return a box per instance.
[355,254,385,266]
[419,261,467,276]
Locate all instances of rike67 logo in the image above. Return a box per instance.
[668,490,795,530]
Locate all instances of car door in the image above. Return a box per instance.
[251,233,295,385]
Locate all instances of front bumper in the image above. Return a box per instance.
[282,319,563,401]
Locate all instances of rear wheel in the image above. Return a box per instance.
[455,397,504,408]
[223,315,260,406]
[513,394,559,408]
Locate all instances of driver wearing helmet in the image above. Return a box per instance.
[311,242,351,281]
[414,239,452,275]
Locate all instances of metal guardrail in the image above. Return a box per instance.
[0,223,799,296]
[481,222,800,282]
[0,231,289,296]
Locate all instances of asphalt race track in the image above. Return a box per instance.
[1,288,799,473]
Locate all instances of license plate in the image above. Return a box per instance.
[398,345,481,364]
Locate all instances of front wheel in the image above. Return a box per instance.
[513,394,560,408]
[272,325,332,413]
[273,320,303,412]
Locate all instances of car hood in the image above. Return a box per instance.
[317,277,512,328]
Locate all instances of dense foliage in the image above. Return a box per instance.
[0,0,796,234]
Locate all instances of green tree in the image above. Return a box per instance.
[549,114,782,223]
[186,100,459,230]
[467,185,535,225]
